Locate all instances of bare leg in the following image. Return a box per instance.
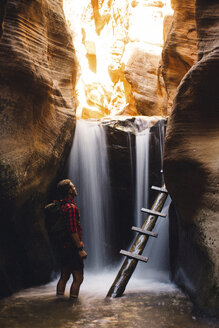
[56,267,71,296]
[70,269,84,298]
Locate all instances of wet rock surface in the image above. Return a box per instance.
[0,0,77,296]
[164,0,219,317]
[102,116,165,260]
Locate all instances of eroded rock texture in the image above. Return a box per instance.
[164,0,219,316]
[161,0,197,113]
[124,44,164,116]
[63,0,171,118]
[0,0,77,296]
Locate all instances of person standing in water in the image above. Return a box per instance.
[56,179,87,299]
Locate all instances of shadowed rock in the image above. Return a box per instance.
[164,0,219,317]
[0,0,77,296]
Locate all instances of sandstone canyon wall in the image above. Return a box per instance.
[164,0,219,316]
[63,0,198,119]
[161,0,197,112]
[0,0,218,318]
[64,0,173,118]
[0,0,77,296]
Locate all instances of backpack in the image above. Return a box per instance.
[44,201,71,249]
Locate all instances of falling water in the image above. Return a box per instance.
[68,118,169,280]
[157,119,166,184]
[68,119,111,270]
[133,196,171,284]
[127,132,135,188]
[0,119,217,328]
[134,129,150,228]
[133,121,170,284]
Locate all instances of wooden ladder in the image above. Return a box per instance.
[106,184,169,298]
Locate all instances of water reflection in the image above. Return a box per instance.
[0,272,217,328]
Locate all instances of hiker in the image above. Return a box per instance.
[55,179,87,299]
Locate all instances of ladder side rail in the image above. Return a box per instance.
[106,187,168,298]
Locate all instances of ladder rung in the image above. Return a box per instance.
[132,226,158,238]
[151,186,168,193]
[141,208,166,217]
[120,250,148,263]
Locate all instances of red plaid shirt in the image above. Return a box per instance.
[60,196,82,248]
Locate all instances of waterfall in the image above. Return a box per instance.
[133,196,171,283]
[68,120,112,270]
[67,117,169,283]
[133,121,170,283]
[158,119,166,184]
[127,132,135,189]
[135,129,150,227]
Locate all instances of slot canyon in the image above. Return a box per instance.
[0,0,218,325]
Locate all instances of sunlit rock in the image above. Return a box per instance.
[63,0,173,118]
[161,0,197,113]
[124,43,164,116]
[164,0,219,316]
[81,82,111,119]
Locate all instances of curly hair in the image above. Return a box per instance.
[57,179,76,198]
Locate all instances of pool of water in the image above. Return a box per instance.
[0,271,218,328]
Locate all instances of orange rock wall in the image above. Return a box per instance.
[63,0,197,118]
[0,0,77,295]
[161,0,197,113]
[64,0,174,118]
